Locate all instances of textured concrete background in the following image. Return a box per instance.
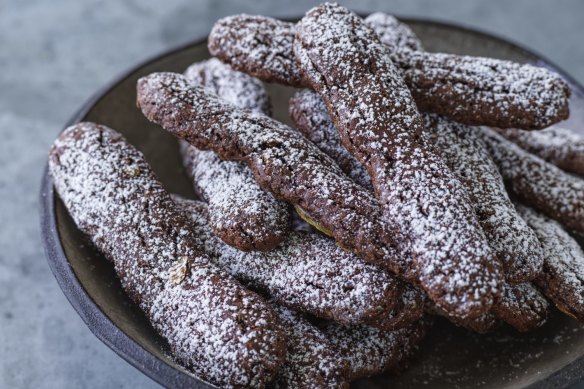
[1,0,583,388]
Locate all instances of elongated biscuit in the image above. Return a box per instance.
[289,89,373,189]
[289,91,547,331]
[364,12,423,52]
[496,126,584,175]
[426,302,499,334]
[423,114,544,283]
[517,204,584,322]
[290,89,543,284]
[137,71,498,319]
[271,304,349,389]
[478,127,584,234]
[490,282,549,332]
[208,12,569,129]
[49,122,286,388]
[174,197,423,330]
[321,319,430,380]
[294,4,501,318]
[182,58,291,251]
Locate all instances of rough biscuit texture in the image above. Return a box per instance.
[208,11,569,129]
[395,50,570,130]
[182,58,291,251]
[321,319,429,380]
[423,114,544,283]
[180,144,291,251]
[271,305,350,389]
[184,57,271,115]
[364,12,423,52]
[175,197,422,330]
[290,88,542,284]
[137,75,397,274]
[137,71,499,319]
[517,204,584,322]
[478,126,584,234]
[294,4,501,319]
[48,123,286,388]
[497,126,584,175]
[360,16,544,282]
[491,282,549,332]
[289,89,373,189]
[208,15,304,87]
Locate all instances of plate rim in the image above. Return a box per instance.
[39,16,584,389]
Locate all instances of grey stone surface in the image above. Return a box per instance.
[0,0,582,388]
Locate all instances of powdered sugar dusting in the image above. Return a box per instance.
[398,51,570,129]
[184,57,271,115]
[294,3,500,318]
[49,123,285,388]
[136,72,407,285]
[491,283,549,332]
[182,58,291,251]
[478,126,584,234]
[321,319,429,380]
[270,304,349,388]
[207,10,569,129]
[497,126,584,175]
[174,197,420,330]
[208,14,305,87]
[364,12,424,52]
[289,89,373,189]
[517,204,584,321]
[424,114,543,283]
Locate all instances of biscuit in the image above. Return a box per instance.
[364,12,423,52]
[294,3,500,319]
[426,302,499,334]
[271,304,349,389]
[182,58,291,251]
[137,71,499,319]
[491,282,549,332]
[174,196,423,330]
[208,12,569,129]
[496,126,584,175]
[48,122,286,388]
[517,204,584,322]
[478,126,584,234]
[289,89,372,189]
[290,89,543,284]
[321,319,430,380]
[423,114,544,283]
[208,15,304,87]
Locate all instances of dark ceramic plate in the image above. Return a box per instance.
[40,17,584,389]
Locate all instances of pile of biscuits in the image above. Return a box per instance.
[48,3,584,388]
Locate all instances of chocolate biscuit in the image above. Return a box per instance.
[491,282,549,332]
[497,126,584,175]
[137,71,499,319]
[208,15,304,87]
[294,4,501,318]
[289,89,372,189]
[517,204,584,322]
[478,126,584,234]
[271,304,349,389]
[290,89,543,283]
[321,319,430,380]
[364,12,423,52]
[49,123,286,388]
[182,58,291,251]
[423,114,544,283]
[426,302,500,334]
[208,12,570,129]
[174,197,423,330]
